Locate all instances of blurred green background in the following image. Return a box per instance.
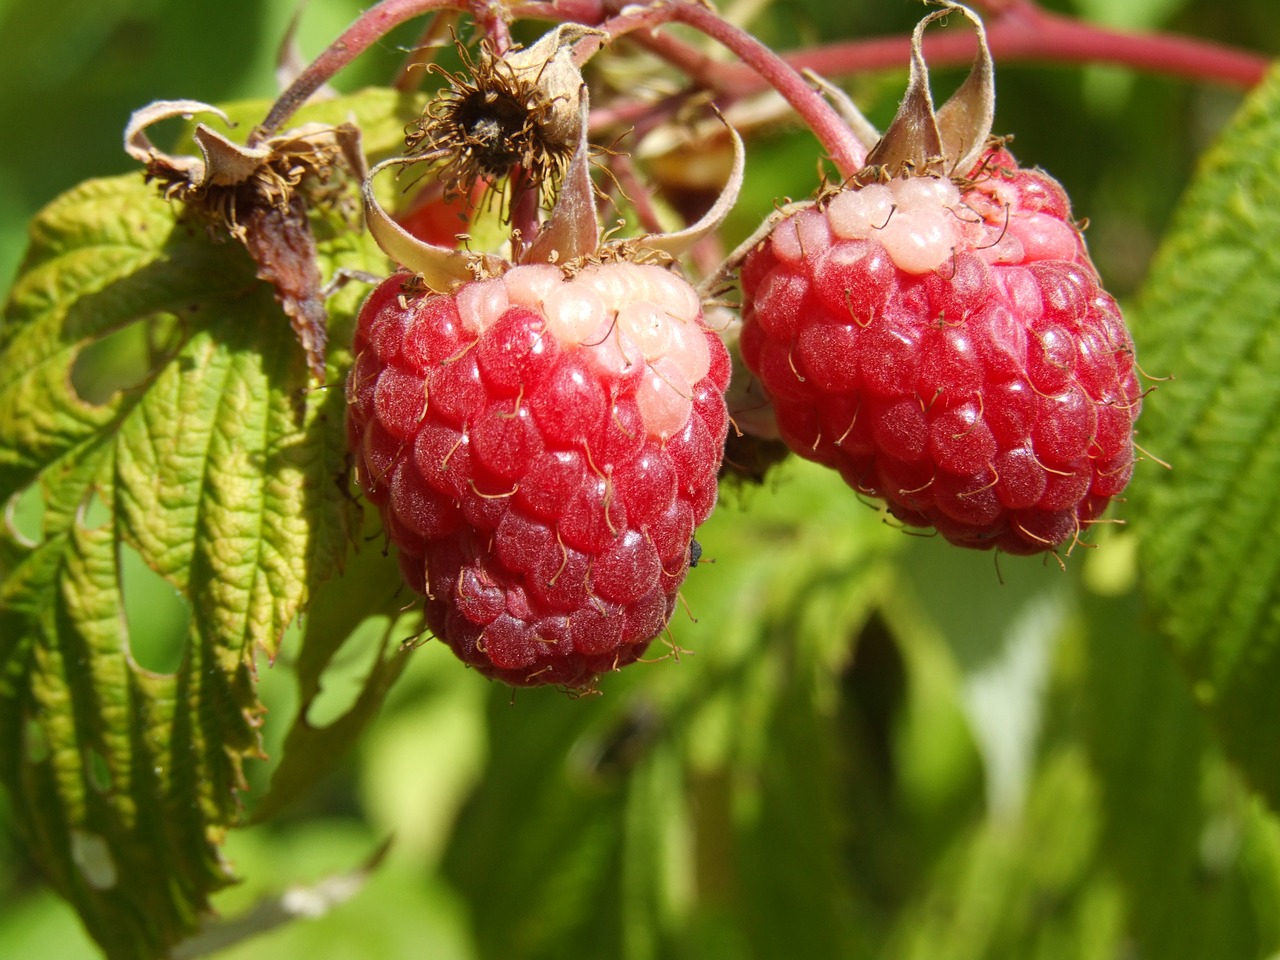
[3,0,1280,958]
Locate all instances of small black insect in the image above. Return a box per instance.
[689,538,703,568]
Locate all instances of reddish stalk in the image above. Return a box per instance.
[470,1,513,54]
[723,5,1268,91]
[631,30,757,97]
[254,0,468,143]
[513,0,603,24]
[580,0,868,176]
[607,152,667,237]
[508,167,542,257]
[588,93,695,138]
[252,0,1265,156]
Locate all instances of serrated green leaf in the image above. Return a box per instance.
[0,87,421,958]
[1128,64,1280,806]
[248,533,413,824]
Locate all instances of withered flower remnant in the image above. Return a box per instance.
[124,101,364,381]
[405,25,602,209]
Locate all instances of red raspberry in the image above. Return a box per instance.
[347,261,730,687]
[740,147,1142,554]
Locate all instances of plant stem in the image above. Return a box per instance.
[722,4,1267,92]
[508,167,542,257]
[629,30,758,98]
[253,0,468,143]
[471,0,513,54]
[580,0,868,176]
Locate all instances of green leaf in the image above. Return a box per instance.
[882,746,1123,960]
[898,541,1071,821]
[248,533,412,824]
[1081,588,1213,959]
[1072,0,1190,30]
[171,839,392,960]
[1128,64,1280,806]
[0,88,419,958]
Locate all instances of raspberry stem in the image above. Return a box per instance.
[252,0,1261,157]
[253,0,470,143]
[717,4,1267,92]
[508,166,542,258]
[579,0,869,177]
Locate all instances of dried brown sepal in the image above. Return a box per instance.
[123,100,364,380]
[859,2,994,182]
[241,194,330,385]
[933,6,995,176]
[405,25,603,211]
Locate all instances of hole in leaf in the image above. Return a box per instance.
[77,492,110,530]
[304,616,391,728]
[70,830,118,891]
[24,719,49,764]
[70,312,180,405]
[6,484,45,545]
[85,748,112,794]
[121,543,190,675]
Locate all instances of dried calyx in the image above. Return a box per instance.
[856,3,994,182]
[365,26,746,294]
[815,2,995,185]
[405,25,602,207]
[124,101,362,238]
[715,2,994,288]
[124,101,364,381]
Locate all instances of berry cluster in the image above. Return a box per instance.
[347,262,729,687]
[334,4,1144,688]
[739,147,1142,553]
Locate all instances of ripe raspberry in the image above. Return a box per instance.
[347,261,730,687]
[739,147,1142,554]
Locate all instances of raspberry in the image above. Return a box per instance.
[347,261,730,687]
[740,147,1142,554]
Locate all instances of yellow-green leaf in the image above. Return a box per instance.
[0,88,419,959]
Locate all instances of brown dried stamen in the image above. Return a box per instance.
[405,29,594,212]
